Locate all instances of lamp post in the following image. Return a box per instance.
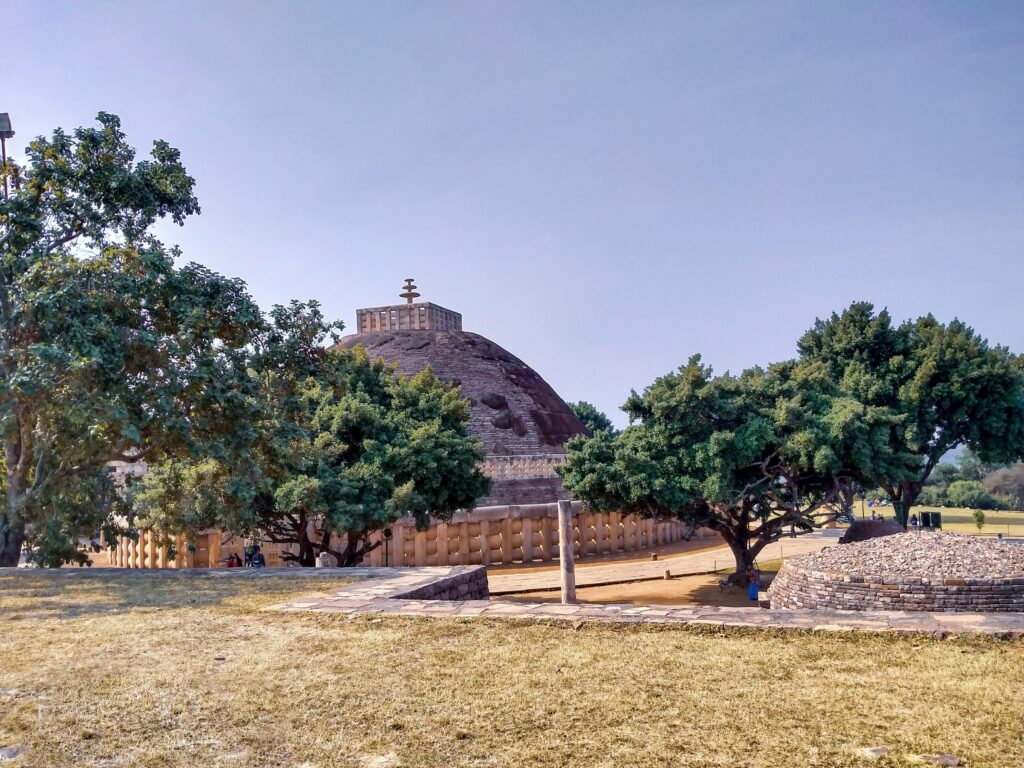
[0,113,14,200]
[383,527,393,567]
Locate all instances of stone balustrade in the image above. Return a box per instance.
[106,502,697,569]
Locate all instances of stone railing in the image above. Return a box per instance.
[354,502,695,568]
[768,563,1024,612]
[479,454,567,480]
[105,502,700,569]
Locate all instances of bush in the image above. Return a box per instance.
[946,480,1007,510]
[983,464,1024,511]
[972,509,985,530]
[917,485,948,507]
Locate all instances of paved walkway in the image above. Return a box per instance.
[267,565,1024,638]
[487,530,843,594]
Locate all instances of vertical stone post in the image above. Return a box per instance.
[391,525,405,567]
[595,512,606,554]
[520,517,533,564]
[436,523,449,566]
[414,531,427,566]
[479,520,490,565]
[208,532,221,569]
[540,515,553,562]
[459,521,471,565]
[557,500,576,605]
[500,516,513,564]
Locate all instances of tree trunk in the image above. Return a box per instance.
[726,532,771,586]
[730,542,753,585]
[298,537,316,567]
[1,464,28,567]
[0,512,24,567]
[294,514,317,567]
[892,479,920,529]
[337,531,364,567]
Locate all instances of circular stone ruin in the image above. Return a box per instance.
[768,532,1024,612]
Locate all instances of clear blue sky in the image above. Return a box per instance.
[8,1,1024,426]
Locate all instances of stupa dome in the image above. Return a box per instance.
[334,280,586,506]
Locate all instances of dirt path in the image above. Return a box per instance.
[487,529,842,594]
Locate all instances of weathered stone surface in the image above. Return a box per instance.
[334,328,587,506]
[908,754,961,766]
[857,746,891,759]
[335,330,585,454]
[0,745,27,761]
[839,518,905,544]
[769,533,1024,612]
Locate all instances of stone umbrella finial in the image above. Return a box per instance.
[399,278,420,304]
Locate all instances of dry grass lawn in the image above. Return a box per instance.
[865,505,1024,536]
[2,571,1023,768]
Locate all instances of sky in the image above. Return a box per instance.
[7,1,1024,426]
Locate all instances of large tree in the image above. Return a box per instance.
[558,356,899,583]
[797,303,1024,526]
[133,308,491,566]
[0,113,262,566]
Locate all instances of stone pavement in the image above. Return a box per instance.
[487,530,842,595]
[267,564,1024,638]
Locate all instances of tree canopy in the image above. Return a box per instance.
[568,401,619,436]
[797,303,1024,525]
[558,355,899,582]
[0,113,262,566]
[133,307,491,566]
[560,301,1024,580]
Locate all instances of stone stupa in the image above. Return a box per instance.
[334,280,586,506]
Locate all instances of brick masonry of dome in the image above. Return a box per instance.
[333,329,587,460]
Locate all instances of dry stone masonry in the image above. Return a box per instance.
[334,281,587,506]
[769,532,1024,612]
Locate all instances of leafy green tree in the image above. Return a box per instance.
[134,309,490,566]
[954,448,1003,482]
[558,356,900,583]
[972,508,986,531]
[797,303,1024,526]
[926,462,962,490]
[946,480,1005,511]
[0,113,262,566]
[917,484,948,507]
[568,401,619,436]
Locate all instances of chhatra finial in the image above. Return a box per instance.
[399,278,420,304]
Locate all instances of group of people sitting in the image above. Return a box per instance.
[222,544,266,568]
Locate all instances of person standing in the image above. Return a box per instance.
[746,566,761,601]
[250,545,266,568]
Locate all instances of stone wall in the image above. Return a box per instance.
[392,566,489,600]
[769,564,1024,612]
[333,330,586,460]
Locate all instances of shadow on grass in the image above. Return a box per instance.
[0,569,356,622]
